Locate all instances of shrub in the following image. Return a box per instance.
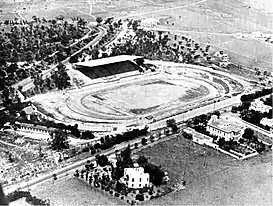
[135,193,144,201]
[141,138,147,145]
[114,193,120,197]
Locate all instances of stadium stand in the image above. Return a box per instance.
[75,55,143,79]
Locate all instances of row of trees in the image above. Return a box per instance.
[240,87,272,102]
[49,126,148,152]
[6,190,49,205]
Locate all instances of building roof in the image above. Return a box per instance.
[195,134,213,140]
[21,105,35,115]
[75,55,143,68]
[207,115,243,133]
[124,167,147,176]
[260,118,273,127]
[15,122,56,132]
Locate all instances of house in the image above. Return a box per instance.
[260,118,273,129]
[249,99,271,113]
[206,115,244,141]
[121,167,150,189]
[20,105,37,120]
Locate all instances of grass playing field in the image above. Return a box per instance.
[95,79,205,112]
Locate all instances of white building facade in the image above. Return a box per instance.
[122,167,149,189]
[206,115,244,141]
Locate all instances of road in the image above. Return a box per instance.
[141,26,236,36]
[3,128,166,194]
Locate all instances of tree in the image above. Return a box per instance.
[135,193,144,201]
[141,137,147,145]
[132,20,139,31]
[96,17,103,24]
[95,154,109,167]
[231,106,237,113]
[50,130,69,150]
[166,118,178,132]
[137,155,148,166]
[81,130,95,139]
[242,128,254,141]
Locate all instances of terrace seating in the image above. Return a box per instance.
[78,61,141,79]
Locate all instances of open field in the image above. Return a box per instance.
[136,135,272,205]
[31,178,125,206]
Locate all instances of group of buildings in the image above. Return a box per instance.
[186,114,245,146]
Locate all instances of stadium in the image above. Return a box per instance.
[32,55,246,133]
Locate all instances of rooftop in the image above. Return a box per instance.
[15,122,56,131]
[75,55,143,68]
[208,115,243,133]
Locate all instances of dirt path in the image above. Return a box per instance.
[121,0,208,19]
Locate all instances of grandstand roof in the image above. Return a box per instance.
[75,55,143,68]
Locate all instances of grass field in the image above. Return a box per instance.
[96,79,202,111]
[31,178,125,206]
[136,135,272,205]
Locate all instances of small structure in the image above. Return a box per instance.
[192,133,213,145]
[140,18,160,27]
[260,118,273,129]
[249,99,271,113]
[20,105,37,120]
[206,115,244,141]
[121,167,149,189]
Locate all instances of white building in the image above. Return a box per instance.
[122,167,149,189]
[260,118,273,129]
[140,18,160,27]
[206,115,244,141]
[14,122,56,139]
[249,99,271,113]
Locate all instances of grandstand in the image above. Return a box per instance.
[74,55,144,79]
